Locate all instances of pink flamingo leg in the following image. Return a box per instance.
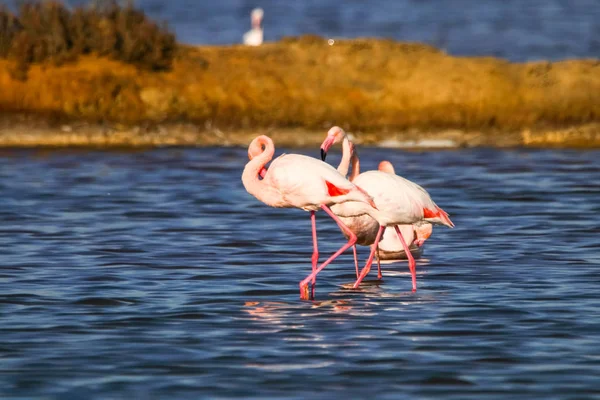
[310,211,318,294]
[299,205,357,300]
[352,245,359,278]
[394,225,417,292]
[353,226,385,288]
[376,245,382,280]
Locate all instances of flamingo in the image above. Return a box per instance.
[242,135,378,300]
[326,134,382,279]
[249,136,380,279]
[375,161,433,261]
[320,127,432,278]
[320,128,454,291]
[243,8,264,46]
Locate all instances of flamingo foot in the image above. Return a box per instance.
[410,258,417,292]
[352,264,371,289]
[299,282,313,301]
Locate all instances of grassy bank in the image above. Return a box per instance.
[1,4,599,148]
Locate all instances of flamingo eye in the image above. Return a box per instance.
[261,144,266,151]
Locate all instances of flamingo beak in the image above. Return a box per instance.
[320,136,335,161]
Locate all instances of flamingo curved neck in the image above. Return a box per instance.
[242,138,279,203]
[336,136,354,178]
[349,151,360,181]
[335,136,351,177]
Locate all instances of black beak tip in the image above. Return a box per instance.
[320,148,327,161]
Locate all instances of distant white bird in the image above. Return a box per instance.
[243,8,264,46]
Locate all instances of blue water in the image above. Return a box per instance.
[6,0,599,61]
[1,147,599,399]
[90,0,600,61]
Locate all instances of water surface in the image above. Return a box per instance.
[107,0,600,60]
[7,0,598,60]
[1,147,599,399]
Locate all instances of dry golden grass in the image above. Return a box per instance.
[1,36,599,138]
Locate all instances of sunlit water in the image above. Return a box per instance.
[1,147,599,399]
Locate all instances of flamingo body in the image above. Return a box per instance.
[243,28,263,46]
[243,8,264,46]
[253,153,370,211]
[349,170,452,227]
[338,213,380,246]
[378,224,416,252]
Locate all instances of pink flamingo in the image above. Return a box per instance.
[249,136,380,279]
[375,161,433,261]
[320,128,454,291]
[321,127,432,278]
[243,8,264,46]
[329,138,382,279]
[242,135,377,300]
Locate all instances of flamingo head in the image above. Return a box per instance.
[248,135,268,160]
[251,8,264,28]
[413,223,433,247]
[378,160,395,174]
[320,126,346,161]
[248,135,270,179]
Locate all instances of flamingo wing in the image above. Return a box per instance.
[267,154,358,208]
[352,170,453,227]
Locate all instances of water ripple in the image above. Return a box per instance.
[0,147,599,399]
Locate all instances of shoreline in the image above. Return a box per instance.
[1,121,599,149]
[1,36,599,149]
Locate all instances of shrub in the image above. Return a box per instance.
[0,6,20,58]
[0,0,176,79]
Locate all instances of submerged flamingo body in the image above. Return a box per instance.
[375,224,426,262]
